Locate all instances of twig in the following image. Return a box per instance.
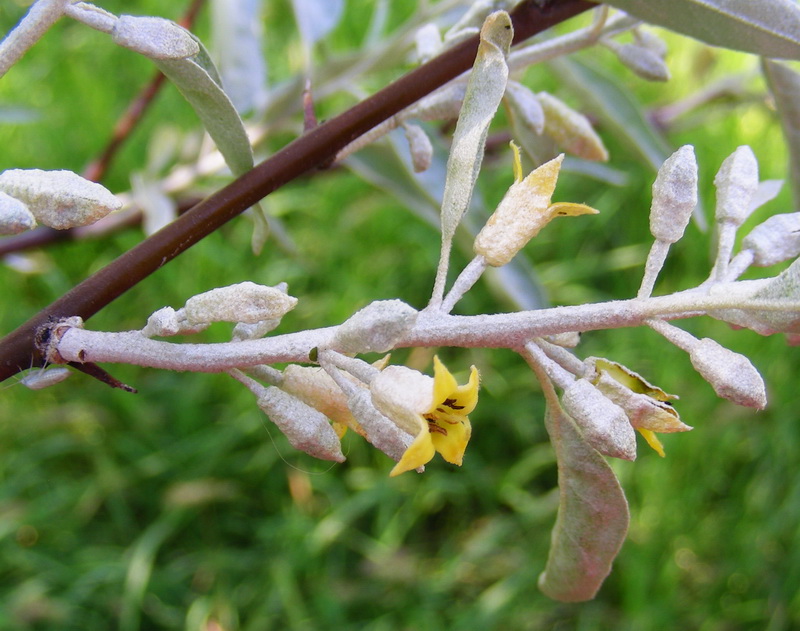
[0,0,595,382]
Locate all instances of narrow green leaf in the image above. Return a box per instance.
[539,401,630,602]
[153,35,253,177]
[597,0,800,60]
[153,34,271,251]
[762,59,800,205]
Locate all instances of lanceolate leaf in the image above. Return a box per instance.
[440,11,512,243]
[539,402,630,602]
[154,34,254,177]
[597,0,800,60]
[153,32,270,250]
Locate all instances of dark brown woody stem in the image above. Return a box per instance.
[0,0,593,381]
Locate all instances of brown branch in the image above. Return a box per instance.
[0,0,594,382]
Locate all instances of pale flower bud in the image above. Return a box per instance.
[183,282,297,325]
[346,388,414,463]
[403,124,434,173]
[257,387,345,462]
[741,212,800,267]
[505,81,545,135]
[333,300,418,354]
[474,153,598,267]
[649,145,697,244]
[0,191,36,235]
[537,92,608,162]
[370,365,433,438]
[112,15,199,60]
[281,365,360,433]
[633,28,668,58]
[0,169,122,230]
[689,338,767,409]
[561,379,637,460]
[608,41,670,82]
[142,307,182,337]
[714,145,759,226]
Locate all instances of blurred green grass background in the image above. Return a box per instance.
[1,1,799,629]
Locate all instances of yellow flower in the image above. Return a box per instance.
[371,356,480,477]
[586,357,692,457]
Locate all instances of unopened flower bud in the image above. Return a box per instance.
[257,387,345,462]
[633,28,668,58]
[142,307,182,337]
[403,124,434,173]
[0,191,36,235]
[112,15,199,60]
[741,212,800,267]
[474,153,598,266]
[0,169,122,230]
[562,379,637,460]
[714,145,759,226]
[538,92,608,162]
[281,365,360,433]
[346,388,414,463]
[370,365,434,438]
[333,300,418,354]
[688,338,767,409]
[183,282,297,325]
[505,81,545,135]
[649,145,697,244]
[608,41,670,82]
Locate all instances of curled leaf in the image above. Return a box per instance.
[440,11,512,244]
[539,402,630,601]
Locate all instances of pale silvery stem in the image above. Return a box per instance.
[49,287,800,372]
[507,11,635,72]
[247,364,283,387]
[518,341,562,409]
[0,0,72,79]
[536,337,585,376]
[522,340,573,389]
[724,250,756,283]
[318,349,381,386]
[440,255,488,314]
[637,242,670,299]
[63,2,116,33]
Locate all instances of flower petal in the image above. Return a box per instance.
[390,430,436,477]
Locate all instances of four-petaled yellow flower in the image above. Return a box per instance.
[371,356,480,477]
